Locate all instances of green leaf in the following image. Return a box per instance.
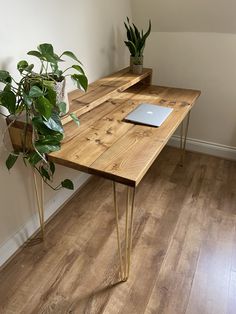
[35,141,61,154]
[124,21,132,41]
[142,20,152,41]
[50,62,59,76]
[32,116,53,134]
[38,133,64,142]
[38,43,54,56]
[0,90,16,114]
[71,74,88,91]
[29,86,44,98]
[132,23,141,41]
[25,64,34,72]
[17,60,29,74]
[35,96,53,119]
[72,65,85,75]
[27,151,42,166]
[0,70,12,84]
[6,153,18,170]
[37,134,60,145]
[42,113,64,133]
[58,101,67,114]
[40,166,51,180]
[23,93,33,107]
[53,53,64,62]
[27,50,43,59]
[70,113,80,126]
[42,80,55,89]
[45,86,56,106]
[49,161,55,175]
[125,20,137,45]
[3,84,11,92]
[32,116,63,135]
[124,40,137,56]
[61,51,82,64]
[61,179,74,190]
[37,43,57,63]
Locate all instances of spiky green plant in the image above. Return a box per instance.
[124,17,151,59]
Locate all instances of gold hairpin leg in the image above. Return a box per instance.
[180,111,191,166]
[32,168,45,240]
[113,182,135,282]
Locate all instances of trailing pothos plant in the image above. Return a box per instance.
[0,43,88,190]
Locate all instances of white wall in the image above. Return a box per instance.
[131,0,236,34]
[132,0,236,151]
[0,0,131,266]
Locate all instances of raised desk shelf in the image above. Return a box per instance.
[63,67,152,125]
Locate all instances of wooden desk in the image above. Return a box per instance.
[48,67,201,281]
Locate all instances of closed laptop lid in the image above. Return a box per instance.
[124,103,173,127]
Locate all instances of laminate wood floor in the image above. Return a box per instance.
[1,147,236,314]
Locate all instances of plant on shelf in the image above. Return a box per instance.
[124,17,151,74]
[0,43,88,190]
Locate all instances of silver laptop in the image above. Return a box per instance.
[124,103,173,127]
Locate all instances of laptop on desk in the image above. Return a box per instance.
[124,103,173,127]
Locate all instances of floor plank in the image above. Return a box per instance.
[0,147,236,314]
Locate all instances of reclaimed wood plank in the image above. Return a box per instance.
[50,85,200,186]
[61,68,152,125]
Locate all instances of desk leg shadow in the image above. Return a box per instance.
[179,111,191,167]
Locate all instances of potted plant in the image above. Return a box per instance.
[124,17,151,75]
[0,43,88,191]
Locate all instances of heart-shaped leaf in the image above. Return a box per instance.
[17,60,29,74]
[29,86,44,98]
[71,74,88,91]
[49,161,55,175]
[58,101,67,114]
[27,151,42,166]
[0,70,12,84]
[61,51,82,64]
[0,90,16,114]
[25,64,34,72]
[37,44,57,63]
[27,50,43,59]
[35,141,60,154]
[42,114,64,133]
[61,179,74,190]
[40,166,51,180]
[6,153,18,170]
[35,96,53,119]
[72,65,85,75]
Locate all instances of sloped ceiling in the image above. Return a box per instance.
[131,0,236,33]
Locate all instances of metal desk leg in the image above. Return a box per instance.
[113,182,135,282]
[32,167,45,240]
[180,111,191,166]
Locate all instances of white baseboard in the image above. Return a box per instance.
[0,172,90,268]
[168,135,236,161]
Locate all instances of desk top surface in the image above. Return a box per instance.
[49,69,200,186]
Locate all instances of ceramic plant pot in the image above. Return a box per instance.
[130,56,143,74]
[54,80,69,116]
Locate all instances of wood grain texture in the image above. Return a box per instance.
[50,83,201,186]
[1,147,236,314]
[62,68,152,125]
[7,67,200,187]
[7,68,153,150]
